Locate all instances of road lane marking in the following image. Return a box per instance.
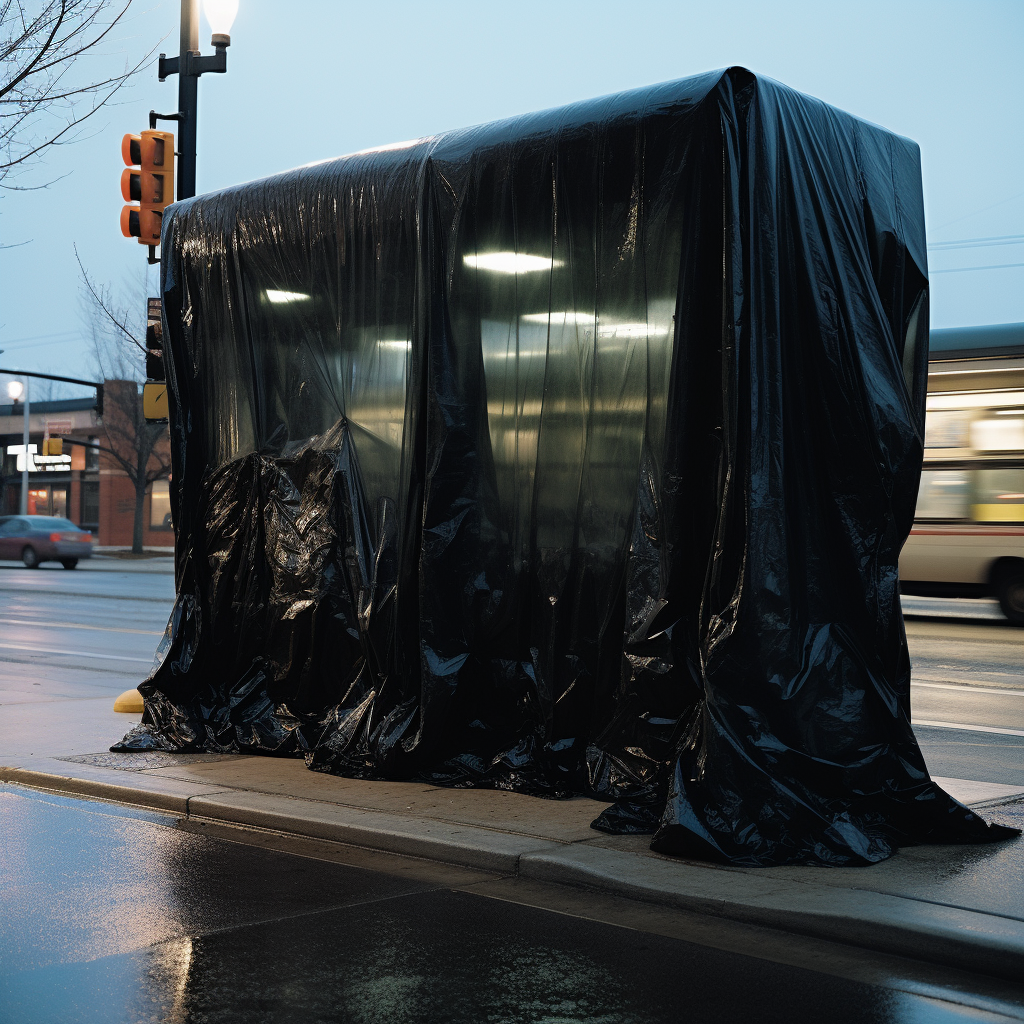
[0,643,154,664]
[913,719,1024,737]
[0,618,163,636]
[0,586,173,603]
[912,681,1024,697]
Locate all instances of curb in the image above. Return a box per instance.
[4,763,1024,986]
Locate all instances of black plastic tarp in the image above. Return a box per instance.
[115,66,1017,866]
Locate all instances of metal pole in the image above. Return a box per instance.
[19,376,29,515]
[177,0,200,200]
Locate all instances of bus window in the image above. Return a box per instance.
[973,468,1024,523]
[916,470,969,519]
[925,410,970,448]
[970,415,1024,451]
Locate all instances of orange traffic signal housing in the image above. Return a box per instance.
[120,130,174,245]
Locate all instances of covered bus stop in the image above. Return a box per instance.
[115,66,1016,866]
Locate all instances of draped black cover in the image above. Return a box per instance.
[115,66,1016,866]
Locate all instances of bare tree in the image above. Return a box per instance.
[1,1,151,188]
[77,248,170,553]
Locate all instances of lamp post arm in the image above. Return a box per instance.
[0,369,104,418]
[0,369,103,389]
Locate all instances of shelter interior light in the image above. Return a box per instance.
[203,0,239,43]
[521,312,670,338]
[7,380,24,401]
[266,289,311,304]
[463,253,557,274]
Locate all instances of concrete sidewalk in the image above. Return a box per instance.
[2,694,1024,986]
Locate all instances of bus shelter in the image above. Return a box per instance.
[116,66,1016,866]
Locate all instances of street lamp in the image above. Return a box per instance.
[203,0,239,47]
[7,378,29,514]
[154,0,237,202]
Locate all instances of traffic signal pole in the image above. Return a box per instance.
[155,0,228,204]
[176,0,199,201]
[117,1,230,263]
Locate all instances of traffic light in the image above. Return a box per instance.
[146,297,164,381]
[143,296,167,422]
[42,438,63,456]
[120,130,175,245]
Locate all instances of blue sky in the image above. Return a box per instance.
[2,0,1022,398]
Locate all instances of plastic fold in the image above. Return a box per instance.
[115,67,1018,866]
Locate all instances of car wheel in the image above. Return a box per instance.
[61,559,79,570]
[997,569,1024,625]
[21,546,40,569]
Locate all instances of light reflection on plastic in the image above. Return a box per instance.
[265,289,311,304]
[354,138,426,155]
[521,311,671,338]
[463,253,557,274]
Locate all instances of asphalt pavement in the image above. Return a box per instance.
[3,785,1023,1024]
[3,558,1024,1014]
[2,560,1021,788]
[0,560,173,712]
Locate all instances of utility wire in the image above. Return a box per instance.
[930,262,1024,274]
[929,234,1024,251]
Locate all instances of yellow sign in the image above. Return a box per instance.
[143,382,168,421]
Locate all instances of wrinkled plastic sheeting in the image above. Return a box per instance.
[115,67,1018,865]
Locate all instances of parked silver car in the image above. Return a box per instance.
[0,515,94,569]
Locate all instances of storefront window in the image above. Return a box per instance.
[25,486,68,517]
[81,481,100,529]
[27,488,47,516]
[150,479,172,531]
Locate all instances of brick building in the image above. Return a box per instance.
[0,382,173,550]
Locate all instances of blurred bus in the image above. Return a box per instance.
[900,322,1024,623]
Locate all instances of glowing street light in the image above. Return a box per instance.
[156,0,237,201]
[203,0,239,46]
[7,380,24,402]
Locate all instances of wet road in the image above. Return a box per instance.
[901,598,1024,787]
[1,785,1022,1024]
[1,562,1022,784]
[0,561,173,708]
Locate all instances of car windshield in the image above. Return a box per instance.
[27,517,82,530]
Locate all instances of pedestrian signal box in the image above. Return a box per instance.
[120,130,175,245]
[143,382,169,421]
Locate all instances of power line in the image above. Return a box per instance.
[0,337,86,352]
[933,189,1024,232]
[929,234,1024,251]
[0,329,78,346]
[930,262,1024,274]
